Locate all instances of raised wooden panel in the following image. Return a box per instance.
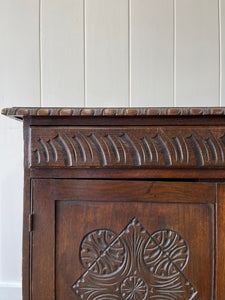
[85,0,128,107]
[32,180,215,300]
[57,201,213,300]
[72,218,197,299]
[31,126,225,168]
[176,0,219,106]
[41,0,84,107]
[130,0,173,107]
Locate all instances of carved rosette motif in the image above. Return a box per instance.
[72,218,197,299]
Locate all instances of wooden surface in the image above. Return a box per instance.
[216,184,225,298]
[4,107,225,119]
[30,125,225,168]
[32,179,215,300]
[32,180,55,300]
[3,110,224,300]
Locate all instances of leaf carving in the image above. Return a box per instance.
[72,218,197,300]
[31,128,225,168]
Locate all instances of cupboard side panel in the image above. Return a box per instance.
[23,119,32,300]
[216,184,225,298]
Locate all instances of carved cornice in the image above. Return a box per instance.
[2,107,225,119]
[30,126,225,168]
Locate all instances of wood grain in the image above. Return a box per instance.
[216,184,225,298]
[7,109,225,300]
[30,126,225,168]
[30,179,215,300]
[31,180,55,300]
[54,180,216,204]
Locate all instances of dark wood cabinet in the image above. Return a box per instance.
[2,107,225,300]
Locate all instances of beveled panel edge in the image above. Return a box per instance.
[2,107,225,120]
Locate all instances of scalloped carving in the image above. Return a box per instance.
[30,127,225,168]
[72,218,197,300]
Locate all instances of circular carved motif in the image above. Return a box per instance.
[80,229,124,274]
[143,229,189,277]
[120,276,148,300]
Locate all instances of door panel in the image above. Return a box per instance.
[32,180,216,300]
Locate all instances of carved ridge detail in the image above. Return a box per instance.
[31,127,225,168]
[72,218,197,299]
[3,106,225,118]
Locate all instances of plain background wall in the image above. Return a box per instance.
[0,0,224,299]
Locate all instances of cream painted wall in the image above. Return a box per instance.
[0,0,224,299]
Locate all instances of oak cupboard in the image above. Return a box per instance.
[2,107,225,300]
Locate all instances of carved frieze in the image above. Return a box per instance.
[31,126,225,168]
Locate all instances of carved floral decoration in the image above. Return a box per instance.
[72,218,197,300]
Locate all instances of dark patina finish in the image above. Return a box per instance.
[2,107,225,300]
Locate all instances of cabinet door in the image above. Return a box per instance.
[31,180,216,300]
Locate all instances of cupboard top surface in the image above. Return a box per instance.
[2,106,225,120]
